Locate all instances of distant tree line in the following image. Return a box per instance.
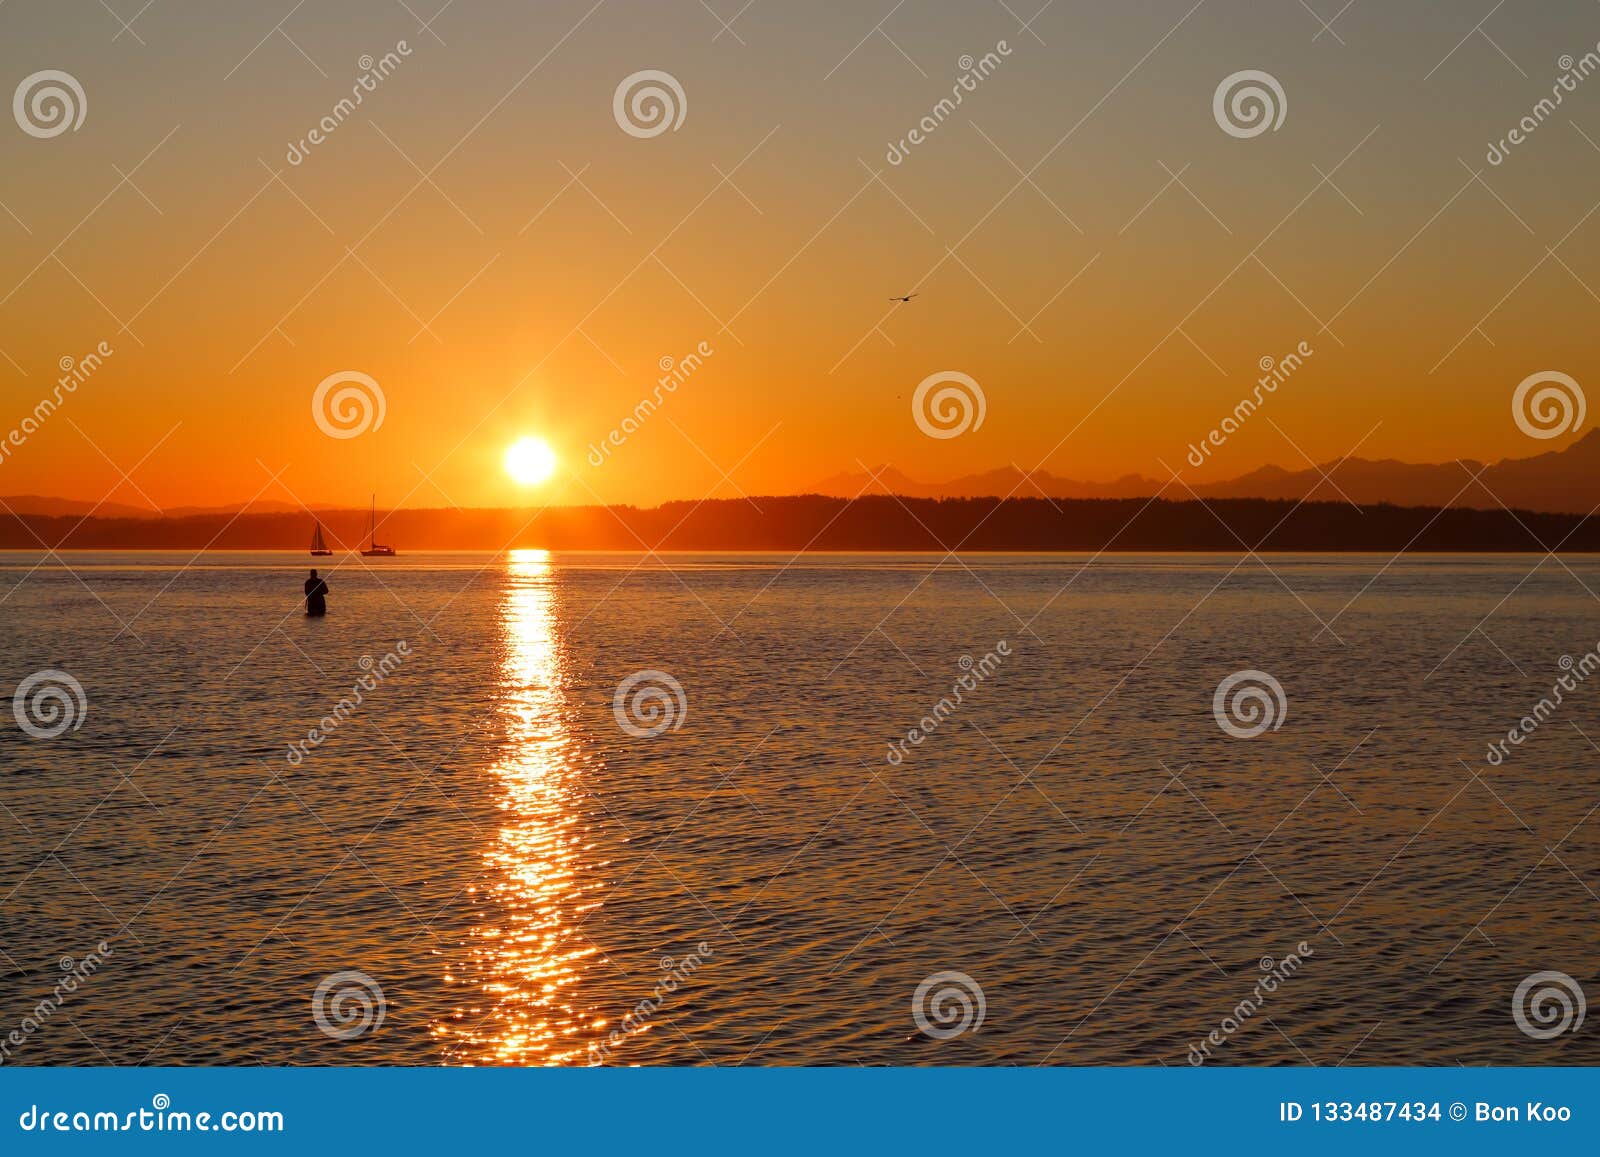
[5,495,1599,552]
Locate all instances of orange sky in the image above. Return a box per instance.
[2,2,1598,511]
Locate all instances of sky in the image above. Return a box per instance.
[1,0,1598,511]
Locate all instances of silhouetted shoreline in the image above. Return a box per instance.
[6,495,1600,553]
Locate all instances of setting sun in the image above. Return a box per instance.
[504,437,558,486]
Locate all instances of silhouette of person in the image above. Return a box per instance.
[304,569,329,617]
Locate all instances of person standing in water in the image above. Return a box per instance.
[304,568,329,617]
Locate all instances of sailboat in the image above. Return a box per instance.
[309,519,333,557]
[361,495,397,557]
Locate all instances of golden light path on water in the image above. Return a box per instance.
[437,549,606,1064]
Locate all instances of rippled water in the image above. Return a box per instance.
[1,551,1597,1066]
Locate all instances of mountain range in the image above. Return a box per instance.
[0,495,313,519]
[812,429,1600,515]
[8,429,1600,520]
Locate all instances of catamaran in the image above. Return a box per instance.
[361,496,397,557]
[309,519,333,556]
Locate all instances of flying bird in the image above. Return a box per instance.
[888,293,919,303]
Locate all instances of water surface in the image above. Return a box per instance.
[1,551,1596,1065]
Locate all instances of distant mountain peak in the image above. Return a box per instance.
[810,428,1600,514]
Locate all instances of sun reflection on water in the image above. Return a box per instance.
[439,549,604,1064]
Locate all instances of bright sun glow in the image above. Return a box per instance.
[504,437,558,485]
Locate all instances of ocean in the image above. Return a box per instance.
[1,551,1596,1065]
